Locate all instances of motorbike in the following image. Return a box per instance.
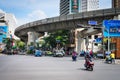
[72,51,77,61]
[72,55,77,61]
[84,59,94,71]
[105,55,112,64]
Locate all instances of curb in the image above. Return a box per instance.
[0,54,7,56]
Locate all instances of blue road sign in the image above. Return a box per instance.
[103,20,120,37]
[95,38,102,43]
[88,20,97,25]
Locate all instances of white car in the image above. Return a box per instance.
[53,50,65,57]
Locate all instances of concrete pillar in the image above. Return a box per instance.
[118,15,120,20]
[27,31,39,46]
[75,30,86,53]
[76,37,85,53]
[113,14,120,20]
[75,32,79,53]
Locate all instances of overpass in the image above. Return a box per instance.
[15,8,120,42]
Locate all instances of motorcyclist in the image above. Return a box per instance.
[72,50,77,61]
[105,54,111,62]
[110,51,115,64]
[84,50,92,68]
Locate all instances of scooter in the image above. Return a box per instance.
[105,55,112,64]
[84,59,94,71]
[72,55,77,61]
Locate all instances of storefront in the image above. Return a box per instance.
[111,37,120,58]
[103,20,120,58]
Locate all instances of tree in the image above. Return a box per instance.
[2,38,13,50]
[43,30,70,48]
[15,40,25,50]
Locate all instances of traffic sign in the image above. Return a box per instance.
[88,20,97,25]
[103,20,120,37]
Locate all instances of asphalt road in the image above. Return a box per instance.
[0,55,120,80]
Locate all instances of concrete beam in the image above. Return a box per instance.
[15,8,120,41]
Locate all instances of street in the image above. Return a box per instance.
[0,55,120,80]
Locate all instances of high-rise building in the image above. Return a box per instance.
[0,10,17,43]
[60,0,99,15]
[82,0,99,12]
[60,0,70,15]
[112,0,120,8]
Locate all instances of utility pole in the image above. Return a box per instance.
[107,29,110,53]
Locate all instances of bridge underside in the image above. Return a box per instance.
[15,8,120,42]
[17,16,112,42]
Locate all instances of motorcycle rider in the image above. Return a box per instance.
[84,49,92,68]
[72,50,77,61]
[110,51,115,64]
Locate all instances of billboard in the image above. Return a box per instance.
[103,20,120,37]
[0,26,8,43]
[71,0,79,13]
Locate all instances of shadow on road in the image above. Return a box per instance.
[77,68,94,72]
[77,68,86,71]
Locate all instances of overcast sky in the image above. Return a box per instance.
[0,0,112,33]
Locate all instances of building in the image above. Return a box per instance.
[60,0,99,15]
[80,0,99,12]
[111,0,120,58]
[0,10,17,43]
[60,0,100,53]
[112,0,120,8]
[60,0,70,15]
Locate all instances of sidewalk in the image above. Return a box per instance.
[115,59,120,64]
[100,58,120,64]
[0,53,4,56]
[0,53,6,56]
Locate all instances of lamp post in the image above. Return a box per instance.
[103,27,110,53]
[107,29,110,53]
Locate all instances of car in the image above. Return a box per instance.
[80,52,85,57]
[96,53,104,59]
[45,51,53,56]
[53,50,65,57]
[79,50,85,57]
[34,49,42,57]
[18,50,26,55]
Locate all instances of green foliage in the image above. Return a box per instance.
[27,50,34,54]
[2,38,13,50]
[42,30,70,48]
[15,40,25,50]
[3,38,26,50]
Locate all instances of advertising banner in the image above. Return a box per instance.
[71,0,79,13]
[0,26,8,43]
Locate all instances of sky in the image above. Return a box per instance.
[0,0,112,37]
